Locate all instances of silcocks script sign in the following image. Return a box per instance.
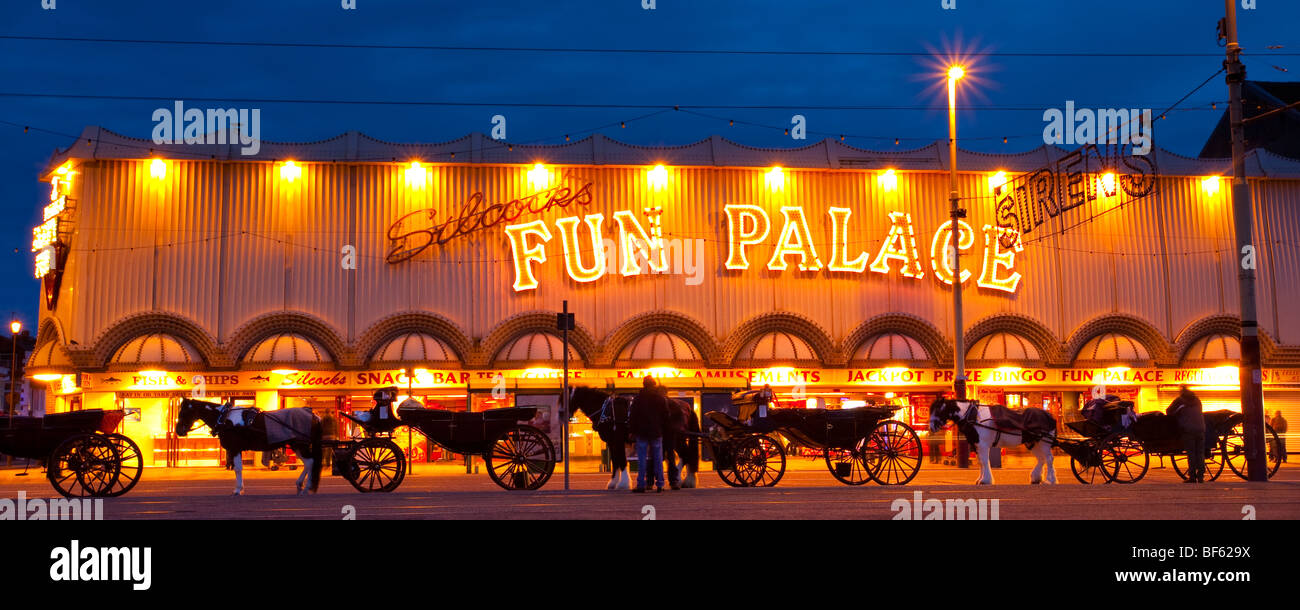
[385,176,595,264]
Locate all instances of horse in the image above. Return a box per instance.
[569,385,700,490]
[928,397,1058,485]
[175,397,323,496]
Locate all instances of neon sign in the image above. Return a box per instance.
[386,177,595,264]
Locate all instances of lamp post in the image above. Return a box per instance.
[947,66,971,469]
[8,320,19,426]
[947,66,968,401]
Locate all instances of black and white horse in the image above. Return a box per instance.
[928,398,1057,485]
[175,397,323,495]
[569,386,700,490]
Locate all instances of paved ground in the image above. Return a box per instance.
[4,457,1297,519]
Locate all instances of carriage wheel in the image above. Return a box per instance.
[1172,446,1226,482]
[862,420,923,485]
[47,433,121,498]
[103,434,143,497]
[825,442,873,486]
[1069,443,1113,484]
[1223,423,1282,480]
[730,435,785,487]
[344,438,406,493]
[486,425,555,491]
[713,442,748,488]
[1099,434,1148,484]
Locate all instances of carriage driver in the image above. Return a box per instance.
[1167,385,1206,483]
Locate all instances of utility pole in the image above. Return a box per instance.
[1222,0,1268,481]
[947,67,970,469]
[558,301,574,490]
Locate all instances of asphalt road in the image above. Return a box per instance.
[4,460,1297,519]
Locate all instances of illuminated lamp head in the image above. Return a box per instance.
[947,66,965,81]
[149,158,167,180]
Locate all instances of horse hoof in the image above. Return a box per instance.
[232,491,243,496]
[1031,480,1041,485]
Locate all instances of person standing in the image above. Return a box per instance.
[1271,411,1288,463]
[1167,385,1206,482]
[628,376,668,493]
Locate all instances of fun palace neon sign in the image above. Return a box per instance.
[502,203,1024,294]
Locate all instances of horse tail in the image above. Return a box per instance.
[309,418,323,492]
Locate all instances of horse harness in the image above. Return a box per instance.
[957,404,1049,449]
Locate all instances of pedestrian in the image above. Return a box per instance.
[628,375,668,493]
[1271,410,1288,463]
[1167,385,1206,483]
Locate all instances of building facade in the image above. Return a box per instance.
[26,127,1300,467]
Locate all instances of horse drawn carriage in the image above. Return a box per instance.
[331,387,556,492]
[1064,397,1284,484]
[0,409,143,498]
[700,389,924,487]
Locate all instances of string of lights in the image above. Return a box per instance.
[1,35,1293,58]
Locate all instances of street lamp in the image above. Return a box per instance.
[8,320,19,424]
[946,66,968,402]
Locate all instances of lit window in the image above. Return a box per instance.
[765,166,784,191]
[989,171,1007,193]
[1202,176,1220,197]
[279,161,302,182]
[528,163,550,190]
[1100,172,1117,197]
[648,164,668,191]
[878,169,897,191]
[405,162,427,189]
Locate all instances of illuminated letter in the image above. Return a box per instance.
[504,220,552,291]
[724,204,770,270]
[978,225,1024,293]
[929,220,975,285]
[869,212,924,279]
[766,206,822,271]
[827,207,868,273]
[555,214,607,283]
[613,210,666,275]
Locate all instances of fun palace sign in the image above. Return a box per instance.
[385,176,1026,295]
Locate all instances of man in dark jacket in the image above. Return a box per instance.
[1167,385,1206,482]
[628,376,668,492]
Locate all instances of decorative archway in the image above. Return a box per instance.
[227,311,349,368]
[355,311,473,367]
[842,313,948,366]
[963,313,1063,365]
[721,312,837,366]
[600,311,720,366]
[89,312,219,370]
[478,311,596,367]
[1065,314,1173,366]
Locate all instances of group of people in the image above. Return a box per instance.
[627,376,674,493]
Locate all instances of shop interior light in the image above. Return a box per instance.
[149,158,167,180]
[279,161,302,182]
[405,161,427,189]
[989,171,1007,193]
[33,373,64,382]
[765,166,785,191]
[1202,175,1220,196]
[1100,172,1117,197]
[878,169,897,191]
[528,163,550,190]
[648,164,668,191]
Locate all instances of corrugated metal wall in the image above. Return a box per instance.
[51,159,1300,357]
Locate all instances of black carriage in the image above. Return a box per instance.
[700,390,923,487]
[1064,398,1283,484]
[329,387,556,492]
[0,409,143,498]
